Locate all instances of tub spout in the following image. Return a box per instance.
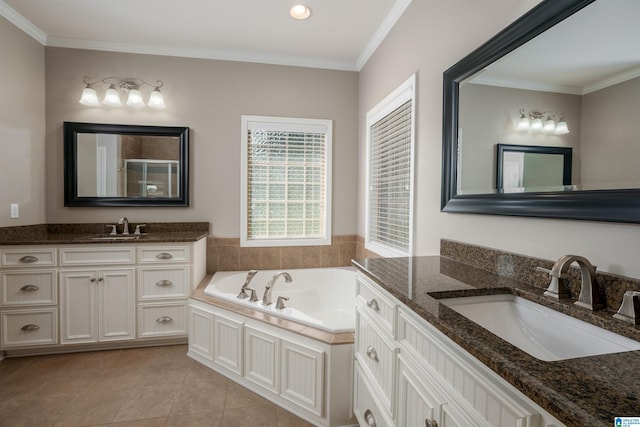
[237,270,258,299]
[263,272,293,306]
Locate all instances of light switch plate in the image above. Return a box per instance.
[10,203,19,218]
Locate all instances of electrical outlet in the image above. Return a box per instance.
[10,203,19,218]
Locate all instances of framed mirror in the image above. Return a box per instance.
[442,0,640,223]
[496,144,572,193]
[64,122,189,207]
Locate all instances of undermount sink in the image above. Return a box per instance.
[441,294,640,361]
[85,235,141,241]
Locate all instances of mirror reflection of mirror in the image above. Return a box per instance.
[496,144,572,193]
[77,133,180,198]
[457,0,640,195]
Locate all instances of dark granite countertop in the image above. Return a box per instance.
[0,223,209,245]
[353,256,640,427]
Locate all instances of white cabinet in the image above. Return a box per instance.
[0,247,59,348]
[245,325,280,393]
[355,271,562,427]
[213,312,243,375]
[60,268,135,343]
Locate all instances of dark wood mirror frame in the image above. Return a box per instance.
[496,144,572,193]
[441,0,640,224]
[64,122,189,207]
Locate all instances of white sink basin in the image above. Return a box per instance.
[441,294,640,361]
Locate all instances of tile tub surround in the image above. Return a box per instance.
[352,256,640,427]
[0,222,209,245]
[441,239,640,317]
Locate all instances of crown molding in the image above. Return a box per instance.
[582,66,640,94]
[0,0,47,44]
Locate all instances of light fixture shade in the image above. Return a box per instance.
[543,117,556,133]
[290,4,311,19]
[126,89,145,108]
[79,87,100,106]
[516,114,530,130]
[147,88,166,109]
[555,120,570,135]
[530,117,543,130]
[102,85,122,107]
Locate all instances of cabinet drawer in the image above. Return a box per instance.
[138,246,189,264]
[138,266,189,300]
[1,270,57,306]
[1,308,58,347]
[353,362,394,427]
[138,302,187,337]
[356,275,396,335]
[60,247,135,265]
[355,308,398,414]
[1,248,56,267]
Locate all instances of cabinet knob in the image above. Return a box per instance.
[156,316,173,323]
[367,298,380,311]
[98,277,104,282]
[425,420,438,427]
[21,324,40,331]
[155,252,173,260]
[18,255,39,263]
[155,280,173,287]
[363,409,377,427]
[20,285,40,292]
[90,278,97,283]
[366,345,379,362]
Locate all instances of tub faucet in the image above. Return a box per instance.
[237,270,258,299]
[537,255,604,310]
[118,216,130,235]
[263,272,293,306]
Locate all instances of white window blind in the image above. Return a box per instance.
[366,75,415,257]
[241,116,332,247]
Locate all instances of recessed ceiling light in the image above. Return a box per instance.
[290,4,311,20]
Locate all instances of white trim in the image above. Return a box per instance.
[365,73,416,258]
[356,0,413,70]
[240,115,333,248]
[466,75,583,95]
[583,66,640,94]
[0,0,47,45]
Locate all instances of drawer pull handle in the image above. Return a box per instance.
[20,285,40,292]
[19,255,39,263]
[156,316,173,323]
[155,252,173,260]
[367,298,380,312]
[21,324,40,331]
[425,420,438,427]
[363,409,377,427]
[156,280,173,287]
[366,345,379,362]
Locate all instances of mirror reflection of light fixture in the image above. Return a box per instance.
[290,4,311,20]
[79,76,166,109]
[516,109,569,135]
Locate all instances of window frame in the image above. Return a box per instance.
[240,115,333,247]
[365,74,416,257]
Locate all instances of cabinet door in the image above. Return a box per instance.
[244,325,279,394]
[397,354,441,427]
[60,270,98,343]
[188,304,215,360]
[213,313,243,375]
[280,340,324,416]
[99,268,135,341]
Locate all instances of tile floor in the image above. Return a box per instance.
[0,344,315,427]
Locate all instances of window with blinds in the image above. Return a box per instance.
[365,75,415,257]
[241,116,332,247]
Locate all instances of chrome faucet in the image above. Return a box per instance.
[262,272,292,306]
[237,270,258,299]
[118,216,130,235]
[537,255,604,310]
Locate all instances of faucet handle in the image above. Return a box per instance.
[134,224,146,235]
[246,288,259,303]
[613,291,640,325]
[105,224,117,235]
[276,296,289,310]
[536,266,568,279]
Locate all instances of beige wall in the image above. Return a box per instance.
[358,0,640,278]
[45,48,359,238]
[0,17,46,226]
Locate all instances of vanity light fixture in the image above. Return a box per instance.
[79,76,166,109]
[290,4,311,20]
[516,109,569,135]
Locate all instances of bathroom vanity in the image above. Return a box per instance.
[0,223,207,355]
[352,256,640,427]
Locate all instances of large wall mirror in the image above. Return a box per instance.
[442,0,640,223]
[64,122,189,207]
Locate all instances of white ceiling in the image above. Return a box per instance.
[0,0,410,71]
[469,0,640,95]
